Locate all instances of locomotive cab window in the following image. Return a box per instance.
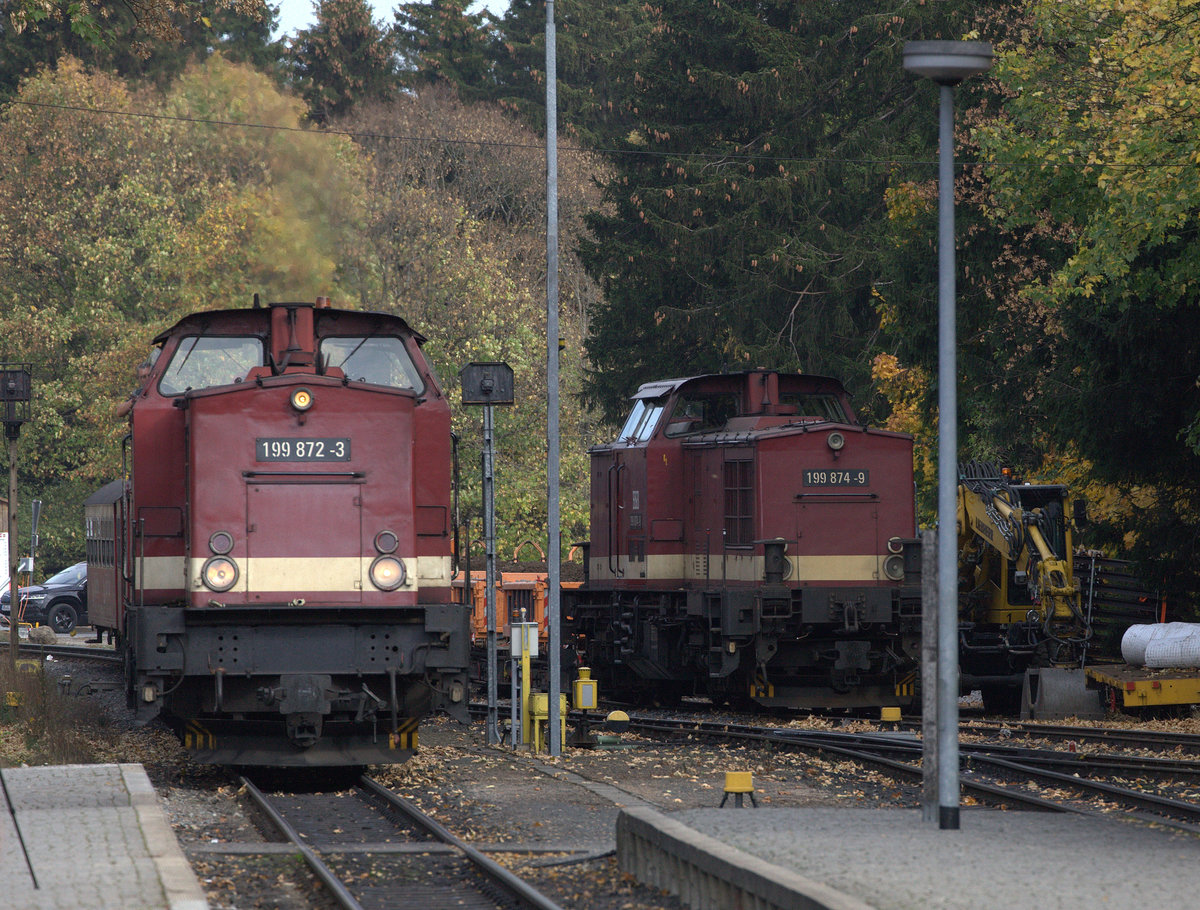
[779,393,847,423]
[321,336,423,391]
[665,393,741,436]
[617,399,664,443]
[159,336,264,395]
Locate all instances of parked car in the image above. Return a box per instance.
[1,562,88,633]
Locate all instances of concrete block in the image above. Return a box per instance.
[1021,668,1104,720]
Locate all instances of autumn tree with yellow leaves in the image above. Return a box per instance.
[0,56,368,568]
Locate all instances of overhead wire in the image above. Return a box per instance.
[6,96,1193,172]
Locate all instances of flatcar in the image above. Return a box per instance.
[564,370,922,710]
[85,298,470,765]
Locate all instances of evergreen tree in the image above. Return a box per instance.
[287,0,396,123]
[485,0,649,141]
[575,0,975,419]
[392,0,497,100]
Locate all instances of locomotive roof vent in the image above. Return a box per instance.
[270,303,316,373]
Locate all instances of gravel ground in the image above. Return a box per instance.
[36,641,1200,909]
[32,646,918,909]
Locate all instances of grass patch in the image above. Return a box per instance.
[0,656,100,767]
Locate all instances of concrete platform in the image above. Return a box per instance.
[1,763,207,910]
[618,806,1200,910]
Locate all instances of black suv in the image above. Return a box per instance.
[1,562,88,634]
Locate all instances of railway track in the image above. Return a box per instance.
[236,773,567,910]
[956,717,1200,753]
[14,640,122,665]
[626,714,1200,833]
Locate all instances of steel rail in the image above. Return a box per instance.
[627,716,1200,831]
[359,775,568,910]
[16,641,122,664]
[762,727,1200,780]
[238,775,365,910]
[624,718,1070,814]
[960,754,1200,828]
[657,715,1200,787]
[957,719,1200,752]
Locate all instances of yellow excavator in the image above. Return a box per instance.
[956,462,1093,714]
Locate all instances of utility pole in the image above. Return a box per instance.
[545,0,563,756]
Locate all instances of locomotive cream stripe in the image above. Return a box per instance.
[137,555,453,593]
[591,553,889,583]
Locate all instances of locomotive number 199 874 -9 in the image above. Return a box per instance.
[803,469,869,486]
[256,437,351,461]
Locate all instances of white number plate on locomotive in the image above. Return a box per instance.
[803,469,869,486]
[256,437,351,461]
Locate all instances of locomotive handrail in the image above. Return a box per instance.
[241,470,365,478]
[607,461,625,577]
[121,433,136,590]
[793,492,880,500]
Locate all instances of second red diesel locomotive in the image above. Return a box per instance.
[565,370,922,710]
[85,299,470,765]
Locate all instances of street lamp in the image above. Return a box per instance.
[903,40,992,832]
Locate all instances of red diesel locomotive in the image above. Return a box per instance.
[84,299,470,765]
[565,370,922,710]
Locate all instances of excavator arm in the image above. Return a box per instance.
[957,461,1090,665]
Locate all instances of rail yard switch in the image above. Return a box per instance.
[720,771,758,808]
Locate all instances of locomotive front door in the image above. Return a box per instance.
[246,481,364,602]
[791,494,880,585]
[686,450,721,584]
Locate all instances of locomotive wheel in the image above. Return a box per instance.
[46,602,78,635]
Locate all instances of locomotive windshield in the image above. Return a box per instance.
[617,398,664,443]
[664,392,741,436]
[321,336,423,391]
[159,336,264,395]
[778,392,848,422]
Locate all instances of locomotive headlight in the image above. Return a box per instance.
[209,530,234,555]
[290,387,314,411]
[369,555,407,591]
[202,556,239,592]
[827,431,845,452]
[883,554,906,582]
[374,529,399,554]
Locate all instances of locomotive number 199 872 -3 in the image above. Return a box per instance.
[802,469,869,486]
[256,437,351,461]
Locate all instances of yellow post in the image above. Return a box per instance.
[521,624,532,746]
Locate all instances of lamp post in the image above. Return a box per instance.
[903,40,992,831]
